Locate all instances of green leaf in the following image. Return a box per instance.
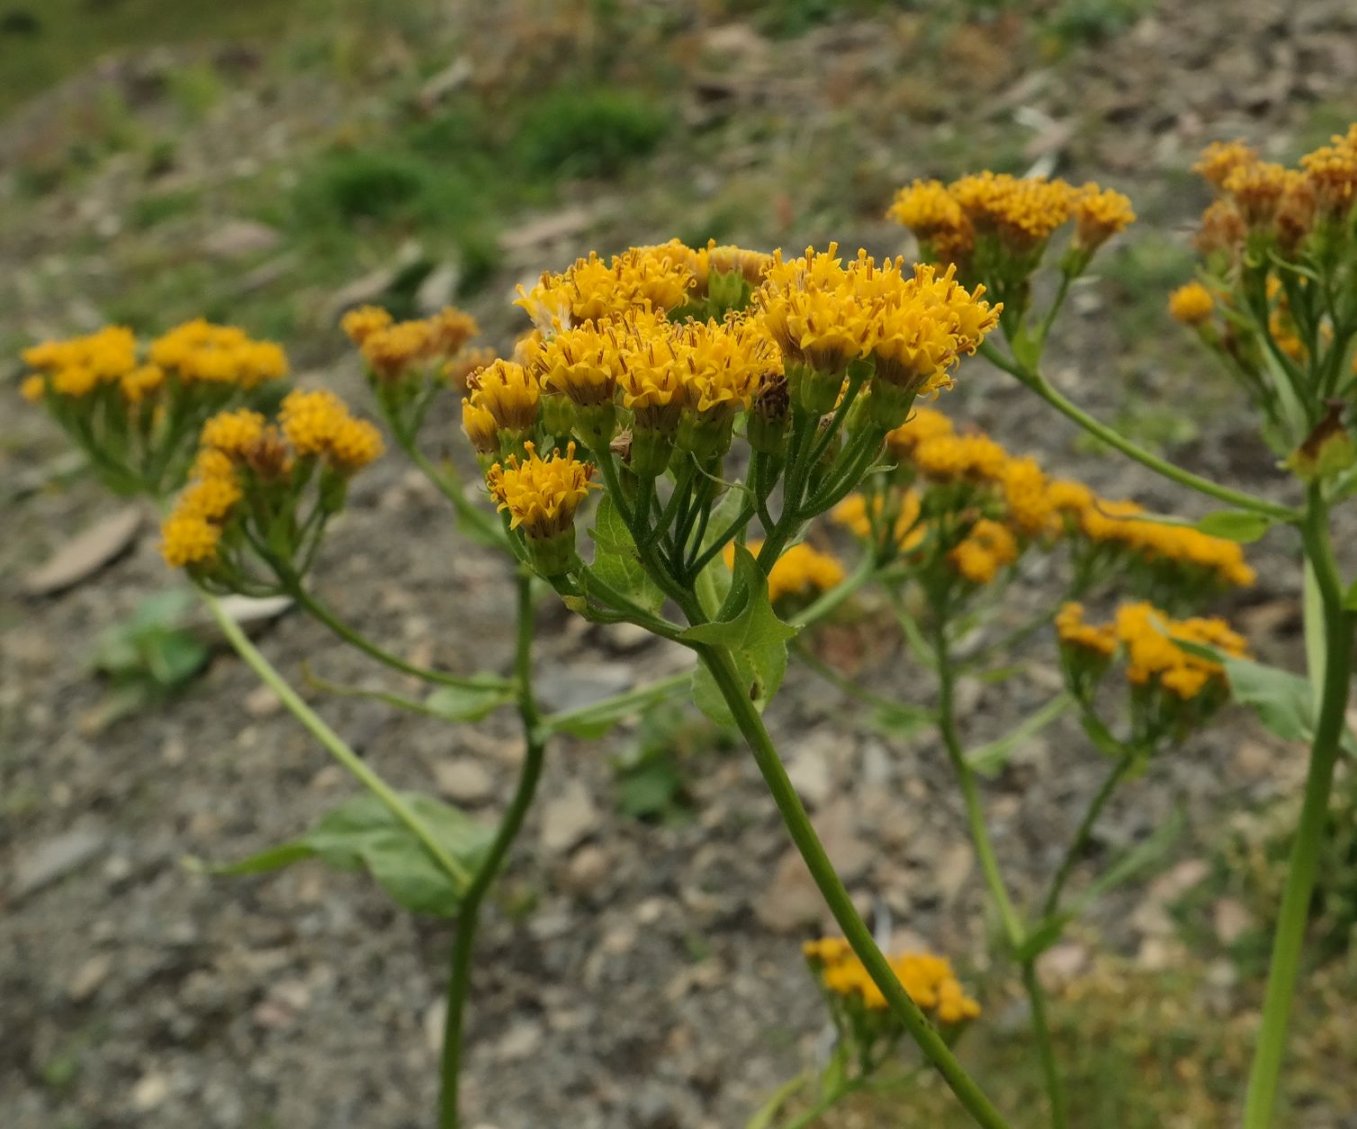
[203,792,491,917]
[1194,510,1275,543]
[966,693,1073,777]
[867,701,934,739]
[423,677,516,722]
[588,495,664,613]
[141,631,209,688]
[1014,915,1072,963]
[1219,655,1314,743]
[1075,808,1186,913]
[543,672,688,738]
[683,546,797,724]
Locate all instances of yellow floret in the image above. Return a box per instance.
[200,409,267,456]
[485,442,599,539]
[1168,282,1215,326]
[160,512,222,568]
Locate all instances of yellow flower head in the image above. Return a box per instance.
[486,442,598,539]
[949,172,1077,248]
[1115,602,1248,699]
[832,490,924,550]
[20,373,45,402]
[279,388,384,471]
[1073,184,1135,250]
[806,937,980,1022]
[727,540,846,604]
[120,364,166,404]
[1194,140,1258,189]
[462,398,500,455]
[177,474,243,522]
[23,325,138,398]
[424,307,479,355]
[998,456,1056,537]
[340,305,394,346]
[537,322,621,407]
[468,359,541,433]
[200,409,267,456]
[1301,126,1357,217]
[1223,161,1296,227]
[885,405,955,460]
[615,314,688,426]
[150,320,286,388]
[1054,602,1117,658]
[1168,282,1215,326]
[677,315,779,415]
[160,513,223,568]
[949,518,1019,584]
[361,320,434,382]
[1196,198,1248,256]
[912,433,1008,483]
[279,389,349,456]
[696,241,774,292]
[516,247,695,329]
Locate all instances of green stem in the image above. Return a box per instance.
[439,570,549,1129]
[290,585,510,692]
[980,342,1298,522]
[201,591,471,890]
[1020,961,1068,1129]
[400,440,508,548]
[1042,752,1136,919]
[935,628,1025,949]
[1242,489,1355,1129]
[697,643,1015,1129]
[778,1075,871,1129]
[935,624,1068,1127]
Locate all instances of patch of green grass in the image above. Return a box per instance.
[0,0,298,119]
[1103,231,1196,344]
[128,188,202,231]
[514,87,670,178]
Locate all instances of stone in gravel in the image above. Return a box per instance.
[786,749,833,809]
[244,684,282,718]
[201,218,281,259]
[540,780,598,853]
[12,827,109,899]
[132,1072,170,1111]
[68,954,113,1001]
[935,841,975,905]
[535,663,635,713]
[1213,898,1253,945]
[494,1020,543,1062]
[1036,942,1089,991]
[22,508,141,596]
[434,760,495,806]
[754,849,824,934]
[814,801,873,883]
[561,844,610,894]
[415,262,459,313]
[424,998,446,1054]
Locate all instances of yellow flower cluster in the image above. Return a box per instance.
[1191,128,1357,255]
[803,937,981,1024]
[278,389,385,472]
[22,321,287,404]
[486,442,599,540]
[1058,602,1248,700]
[516,246,697,330]
[832,490,923,548]
[888,174,1134,263]
[948,518,1020,584]
[161,393,383,572]
[840,405,1254,592]
[758,246,999,397]
[343,305,480,382]
[726,540,846,604]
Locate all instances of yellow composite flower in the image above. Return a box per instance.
[160,512,223,568]
[911,433,1009,483]
[676,315,779,415]
[948,518,1019,585]
[1193,139,1258,189]
[1054,602,1118,658]
[1114,601,1248,700]
[200,409,267,456]
[884,405,955,460]
[537,321,621,407]
[361,320,434,381]
[461,398,500,455]
[948,172,1077,247]
[831,490,924,550]
[998,456,1056,537]
[340,304,394,345]
[1168,282,1215,326]
[803,936,981,1022]
[468,359,541,433]
[279,388,384,471]
[486,442,599,539]
[515,246,695,330]
[1072,184,1136,250]
[727,540,846,604]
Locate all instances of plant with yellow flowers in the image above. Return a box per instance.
[18,122,1357,1129]
[889,131,1357,1129]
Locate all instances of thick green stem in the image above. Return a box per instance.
[202,592,471,890]
[1242,491,1355,1129]
[980,342,1298,522]
[439,570,549,1129]
[697,643,1014,1129]
[291,585,510,692]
